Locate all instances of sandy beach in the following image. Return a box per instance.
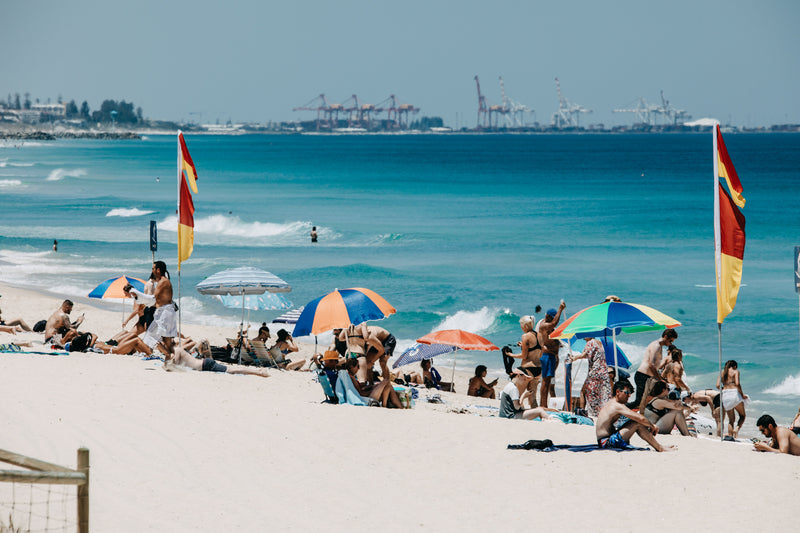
[1,282,798,532]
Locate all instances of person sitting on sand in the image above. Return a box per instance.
[44,299,84,345]
[343,357,402,408]
[754,414,800,456]
[499,369,553,420]
[639,380,694,437]
[0,306,32,332]
[717,359,748,439]
[468,365,498,398]
[662,346,690,399]
[164,341,270,378]
[268,329,306,370]
[790,407,800,436]
[595,380,676,452]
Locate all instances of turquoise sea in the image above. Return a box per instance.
[1,132,799,423]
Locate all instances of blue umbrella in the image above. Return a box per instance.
[392,342,457,369]
[272,307,304,324]
[569,336,632,369]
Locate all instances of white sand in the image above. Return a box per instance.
[0,283,798,532]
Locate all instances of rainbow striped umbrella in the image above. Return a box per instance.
[551,300,680,372]
[551,301,680,340]
[292,288,395,337]
[88,276,146,299]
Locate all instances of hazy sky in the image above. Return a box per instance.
[2,0,798,127]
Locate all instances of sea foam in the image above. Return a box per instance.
[764,374,800,396]
[0,179,22,188]
[160,214,312,242]
[106,208,155,217]
[46,168,87,181]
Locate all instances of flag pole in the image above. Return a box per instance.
[176,130,182,353]
[713,122,723,441]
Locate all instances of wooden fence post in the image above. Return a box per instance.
[77,448,89,533]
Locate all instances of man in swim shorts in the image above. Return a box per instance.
[596,380,676,452]
[137,261,177,355]
[629,329,677,409]
[537,300,566,409]
[164,341,270,378]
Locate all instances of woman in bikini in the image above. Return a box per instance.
[717,359,747,438]
[505,315,542,407]
[271,329,306,371]
[640,381,693,436]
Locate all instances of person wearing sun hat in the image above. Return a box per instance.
[499,369,554,421]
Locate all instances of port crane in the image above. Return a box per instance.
[613,97,653,125]
[499,76,533,128]
[293,94,344,131]
[613,91,690,126]
[341,94,376,129]
[551,77,592,128]
[374,94,419,130]
[474,75,489,129]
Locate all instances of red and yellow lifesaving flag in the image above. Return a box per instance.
[177,131,198,269]
[714,125,745,323]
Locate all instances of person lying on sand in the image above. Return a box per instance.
[64,331,152,355]
[754,414,800,456]
[596,380,676,452]
[164,341,270,378]
[499,369,554,420]
[0,306,32,332]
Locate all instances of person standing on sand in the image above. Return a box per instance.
[717,359,747,439]
[538,300,566,409]
[134,261,177,355]
[596,380,676,452]
[506,315,542,407]
[754,414,800,455]
[567,337,611,416]
[629,329,677,409]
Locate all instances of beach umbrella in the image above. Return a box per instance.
[215,293,293,311]
[392,342,458,369]
[292,288,395,337]
[88,275,146,319]
[196,266,292,363]
[272,307,304,325]
[551,300,680,372]
[416,329,499,392]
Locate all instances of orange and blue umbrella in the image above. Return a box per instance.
[292,288,395,337]
[88,276,146,299]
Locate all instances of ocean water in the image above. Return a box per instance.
[2,132,800,423]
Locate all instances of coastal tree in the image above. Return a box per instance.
[91,99,139,124]
[410,116,445,130]
[23,93,30,109]
[65,100,79,118]
[15,93,21,109]
[136,106,143,123]
[80,101,90,119]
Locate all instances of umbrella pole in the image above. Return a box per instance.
[450,349,458,393]
[239,290,245,365]
[613,330,620,377]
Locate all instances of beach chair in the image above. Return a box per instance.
[317,369,339,404]
[226,337,256,365]
[248,339,281,368]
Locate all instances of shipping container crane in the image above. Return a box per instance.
[293,93,343,131]
[499,76,533,128]
[375,94,419,130]
[613,97,654,125]
[474,75,489,129]
[551,77,592,128]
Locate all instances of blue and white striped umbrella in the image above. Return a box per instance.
[392,342,458,369]
[196,266,291,296]
[215,293,293,311]
[272,307,304,324]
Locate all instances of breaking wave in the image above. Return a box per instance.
[106,208,155,217]
[764,373,800,396]
[0,179,22,187]
[46,168,87,181]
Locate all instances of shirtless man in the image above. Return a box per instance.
[165,342,270,378]
[596,380,676,452]
[629,328,677,409]
[538,300,566,409]
[507,315,543,407]
[44,299,84,344]
[135,261,177,355]
[662,347,690,399]
[362,325,397,380]
[754,414,800,456]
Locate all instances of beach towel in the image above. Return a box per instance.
[549,411,594,426]
[508,441,649,452]
[1,344,69,356]
[0,343,23,353]
[334,370,369,406]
